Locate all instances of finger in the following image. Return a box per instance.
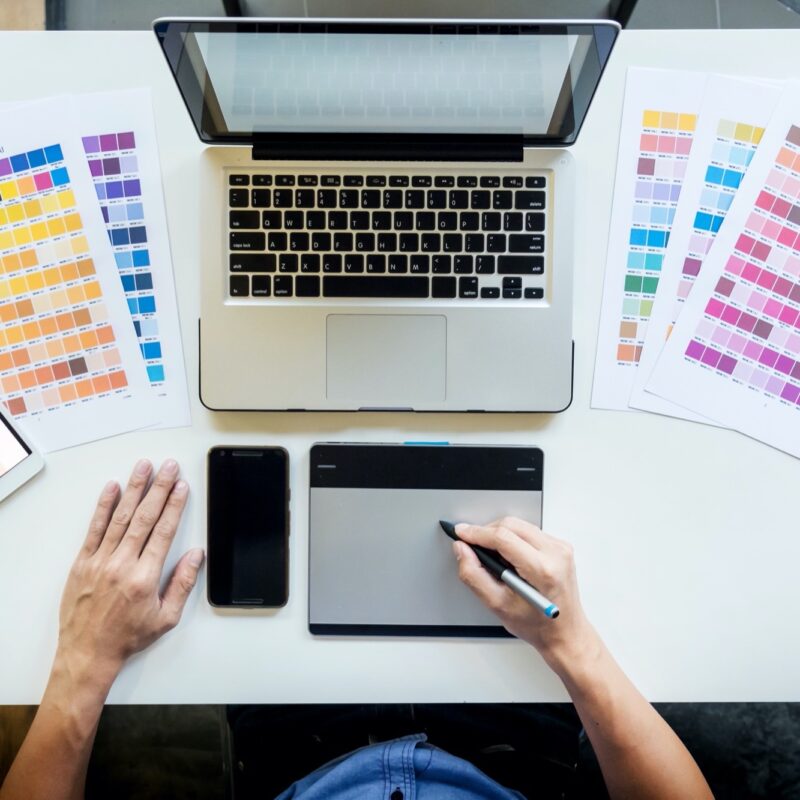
[453,541,512,614]
[117,460,180,557]
[484,516,550,550]
[98,459,153,553]
[160,548,205,629]
[455,522,539,577]
[140,479,189,573]
[81,480,119,557]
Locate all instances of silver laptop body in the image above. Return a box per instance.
[154,18,618,411]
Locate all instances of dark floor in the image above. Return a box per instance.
[2,703,800,798]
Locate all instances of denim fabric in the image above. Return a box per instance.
[274,733,526,800]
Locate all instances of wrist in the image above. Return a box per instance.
[49,646,120,704]
[539,619,605,681]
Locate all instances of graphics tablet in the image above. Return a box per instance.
[0,409,43,503]
[309,443,543,637]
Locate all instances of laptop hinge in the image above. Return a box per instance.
[251,134,524,163]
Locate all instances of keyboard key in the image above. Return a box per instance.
[314,191,334,211]
[355,233,375,251]
[395,212,414,231]
[410,255,430,274]
[454,255,473,274]
[279,211,300,230]
[229,174,249,186]
[230,274,249,296]
[443,234,462,252]
[503,277,522,289]
[481,212,501,231]
[339,189,359,208]
[343,175,363,186]
[481,286,500,298]
[497,256,544,274]
[480,176,501,188]
[421,233,441,252]
[465,234,485,253]
[266,232,287,251]
[448,190,469,209]
[437,212,458,231]
[275,175,295,186]
[334,232,353,251]
[503,176,524,188]
[323,254,342,273]
[328,211,348,230]
[299,175,318,186]
[230,253,276,272]
[366,175,386,187]
[350,211,370,231]
[251,189,271,207]
[487,234,506,253]
[306,211,326,230]
[324,275,429,298]
[361,189,381,208]
[457,176,477,187]
[289,232,309,251]
[435,176,455,187]
[389,175,409,187]
[503,288,522,299]
[253,175,273,186]
[459,276,479,298]
[509,234,544,253]
[367,254,386,273]
[492,190,513,210]
[295,189,315,208]
[405,190,425,209]
[272,189,293,208]
[416,212,436,231]
[503,212,523,232]
[432,255,451,273]
[383,190,403,209]
[471,190,490,209]
[516,191,546,210]
[399,233,419,252]
[301,254,320,273]
[372,211,392,231]
[432,276,456,298]
[279,254,298,272]
[388,255,408,273]
[296,275,320,296]
[427,190,447,209]
[274,275,293,296]
[229,188,249,207]
[321,175,341,186]
[377,233,397,252]
[311,233,332,251]
[476,256,495,274]
[460,212,479,232]
[525,212,545,232]
[525,287,544,299]
[230,232,266,251]
[345,254,364,273]
[262,211,282,229]
[525,176,546,188]
[230,210,260,229]
[252,275,271,296]
[412,175,432,187]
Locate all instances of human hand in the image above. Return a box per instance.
[453,517,600,674]
[55,459,204,689]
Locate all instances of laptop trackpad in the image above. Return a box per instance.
[326,315,446,407]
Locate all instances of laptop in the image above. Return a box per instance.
[154,18,618,411]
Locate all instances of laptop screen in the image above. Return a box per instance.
[155,19,618,146]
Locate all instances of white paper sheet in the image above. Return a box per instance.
[0,97,157,451]
[630,75,783,421]
[592,68,708,411]
[646,82,800,458]
[73,90,191,430]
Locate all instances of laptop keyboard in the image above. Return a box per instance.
[227,172,547,301]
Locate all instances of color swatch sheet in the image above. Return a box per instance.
[630,75,782,420]
[646,82,800,458]
[74,90,189,430]
[0,98,157,451]
[592,68,707,411]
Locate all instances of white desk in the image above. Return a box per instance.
[1,28,800,704]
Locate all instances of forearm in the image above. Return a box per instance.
[0,652,115,800]
[548,630,713,800]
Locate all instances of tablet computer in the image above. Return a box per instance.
[0,409,43,503]
[309,443,543,637]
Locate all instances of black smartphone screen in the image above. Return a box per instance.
[207,447,289,607]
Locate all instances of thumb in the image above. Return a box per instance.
[161,548,204,627]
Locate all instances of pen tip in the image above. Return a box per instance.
[439,520,457,540]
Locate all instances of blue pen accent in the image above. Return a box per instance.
[545,604,558,618]
[404,441,449,446]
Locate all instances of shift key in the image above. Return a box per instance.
[229,231,266,250]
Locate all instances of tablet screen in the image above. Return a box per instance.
[0,411,30,478]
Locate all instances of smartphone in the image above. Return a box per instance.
[0,409,44,504]
[207,446,289,608]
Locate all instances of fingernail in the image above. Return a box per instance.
[134,458,151,476]
[454,523,467,534]
[188,548,205,568]
[173,479,188,495]
[162,458,178,476]
[103,480,118,495]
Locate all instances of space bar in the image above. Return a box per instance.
[323,276,429,298]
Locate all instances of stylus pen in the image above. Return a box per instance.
[439,520,560,619]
